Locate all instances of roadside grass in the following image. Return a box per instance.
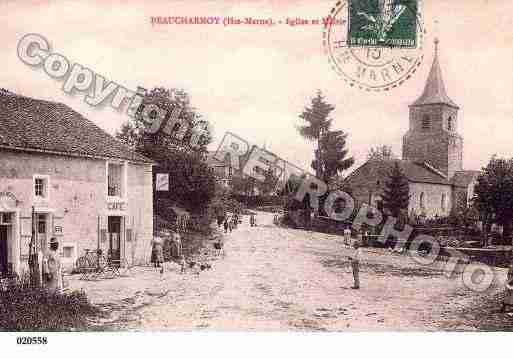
[0,276,101,331]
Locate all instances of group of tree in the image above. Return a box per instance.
[296,91,354,186]
[116,87,217,215]
[230,167,280,198]
[117,87,211,155]
[367,145,396,161]
[473,155,513,237]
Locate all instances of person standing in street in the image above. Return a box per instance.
[348,240,361,289]
[343,226,351,246]
[172,231,182,258]
[224,218,229,233]
[43,237,63,293]
[151,235,164,274]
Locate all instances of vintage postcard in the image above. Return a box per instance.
[1,0,513,356]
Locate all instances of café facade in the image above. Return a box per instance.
[0,89,154,275]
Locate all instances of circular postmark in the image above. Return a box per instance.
[323,0,425,92]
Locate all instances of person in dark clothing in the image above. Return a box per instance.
[224,218,229,233]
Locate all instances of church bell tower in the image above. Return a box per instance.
[403,38,462,180]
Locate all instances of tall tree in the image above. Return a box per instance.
[473,156,513,238]
[382,162,410,218]
[313,129,355,184]
[367,145,396,161]
[297,91,334,178]
[297,91,354,183]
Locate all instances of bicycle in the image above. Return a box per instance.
[75,249,107,280]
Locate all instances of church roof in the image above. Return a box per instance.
[346,159,450,186]
[452,170,480,188]
[0,89,152,163]
[411,39,459,109]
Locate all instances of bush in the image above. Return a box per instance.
[0,276,99,331]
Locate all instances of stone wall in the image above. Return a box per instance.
[404,104,462,178]
[0,149,153,273]
[409,182,452,218]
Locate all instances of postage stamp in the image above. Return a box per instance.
[323,0,425,91]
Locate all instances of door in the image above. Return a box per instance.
[37,214,48,252]
[108,216,121,261]
[0,226,7,276]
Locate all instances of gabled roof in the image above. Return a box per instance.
[206,151,229,167]
[346,159,450,186]
[411,39,459,109]
[452,170,480,188]
[0,90,152,164]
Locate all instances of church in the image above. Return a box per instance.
[344,39,480,219]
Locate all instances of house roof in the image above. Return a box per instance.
[346,159,450,186]
[0,90,152,163]
[206,151,229,167]
[452,170,480,188]
[411,39,459,109]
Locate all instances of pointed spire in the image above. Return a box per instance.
[411,38,459,108]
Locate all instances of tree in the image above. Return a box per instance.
[367,145,396,161]
[297,91,354,183]
[473,156,513,238]
[382,162,410,218]
[116,87,212,155]
[313,129,355,184]
[297,91,334,179]
[149,144,217,214]
[116,87,216,218]
[256,167,280,196]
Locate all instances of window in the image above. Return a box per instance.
[441,193,447,212]
[107,162,125,198]
[0,213,12,225]
[214,166,226,178]
[34,175,49,199]
[419,192,425,210]
[447,117,453,131]
[421,115,431,130]
[62,246,74,258]
[37,214,46,234]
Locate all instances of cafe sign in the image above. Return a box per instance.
[107,202,125,211]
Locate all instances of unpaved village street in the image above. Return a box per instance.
[70,212,511,331]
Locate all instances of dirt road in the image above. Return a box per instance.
[73,212,511,331]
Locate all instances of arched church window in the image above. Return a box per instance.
[419,192,425,210]
[447,117,453,131]
[421,115,431,130]
[441,193,446,212]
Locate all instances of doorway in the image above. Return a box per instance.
[108,216,121,261]
[36,213,49,252]
[0,226,8,276]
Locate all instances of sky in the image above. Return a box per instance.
[1,0,512,174]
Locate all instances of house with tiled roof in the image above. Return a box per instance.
[344,39,480,218]
[0,89,154,276]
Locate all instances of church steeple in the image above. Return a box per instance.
[411,38,459,109]
[403,37,463,179]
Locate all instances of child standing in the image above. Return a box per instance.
[348,240,362,289]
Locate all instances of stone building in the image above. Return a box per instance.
[344,40,479,219]
[0,90,154,276]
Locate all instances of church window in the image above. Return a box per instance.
[421,115,431,130]
[447,117,453,131]
[419,192,425,210]
[441,193,446,212]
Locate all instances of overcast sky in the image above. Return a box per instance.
[1,0,512,174]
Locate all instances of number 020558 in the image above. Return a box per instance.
[16,336,48,345]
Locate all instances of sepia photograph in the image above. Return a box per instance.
[0,0,512,357]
